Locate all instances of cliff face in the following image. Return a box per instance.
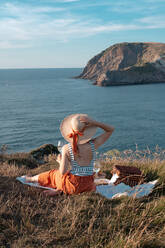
[78,42,165,86]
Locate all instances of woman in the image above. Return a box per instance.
[26,114,114,196]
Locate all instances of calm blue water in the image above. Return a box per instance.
[0,68,165,154]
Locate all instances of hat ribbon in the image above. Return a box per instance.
[68,129,84,154]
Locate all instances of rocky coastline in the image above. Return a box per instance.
[77,42,165,86]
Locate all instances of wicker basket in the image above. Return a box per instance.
[111,165,144,187]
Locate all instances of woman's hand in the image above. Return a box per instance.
[79,116,96,128]
[56,153,62,163]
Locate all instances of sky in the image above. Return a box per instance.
[0,0,165,68]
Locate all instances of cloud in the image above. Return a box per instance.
[0,41,31,49]
[56,0,79,2]
[69,0,165,15]
[138,16,165,29]
[0,2,64,18]
[47,0,79,3]
[144,0,165,2]
[0,2,164,49]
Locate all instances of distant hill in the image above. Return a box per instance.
[78,42,165,86]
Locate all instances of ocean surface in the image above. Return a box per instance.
[0,68,165,154]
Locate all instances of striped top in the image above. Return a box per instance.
[68,141,96,176]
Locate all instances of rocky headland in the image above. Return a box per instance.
[78,42,165,86]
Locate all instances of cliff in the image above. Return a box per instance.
[78,42,165,86]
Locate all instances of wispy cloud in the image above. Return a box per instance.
[138,16,165,29]
[49,0,79,2]
[59,0,79,2]
[0,2,164,49]
[68,0,165,16]
[0,2,64,16]
[144,0,165,2]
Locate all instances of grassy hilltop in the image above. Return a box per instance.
[0,147,165,248]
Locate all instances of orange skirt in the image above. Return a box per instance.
[38,170,96,195]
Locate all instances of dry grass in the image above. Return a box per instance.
[0,147,165,248]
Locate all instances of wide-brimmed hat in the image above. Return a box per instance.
[60,113,97,145]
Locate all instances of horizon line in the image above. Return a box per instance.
[0,67,84,70]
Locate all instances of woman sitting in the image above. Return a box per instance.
[26,114,114,196]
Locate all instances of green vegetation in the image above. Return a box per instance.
[0,147,165,248]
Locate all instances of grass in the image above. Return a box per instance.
[0,147,165,248]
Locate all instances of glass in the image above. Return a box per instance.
[57,140,64,153]
[93,160,101,176]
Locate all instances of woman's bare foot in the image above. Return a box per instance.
[24,175,39,183]
[25,176,33,182]
[42,189,62,196]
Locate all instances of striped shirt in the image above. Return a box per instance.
[68,141,96,176]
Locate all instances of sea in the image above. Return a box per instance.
[0,68,165,154]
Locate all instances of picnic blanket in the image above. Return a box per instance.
[16,175,158,199]
[16,176,57,191]
[96,180,158,199]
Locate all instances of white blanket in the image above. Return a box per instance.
[96,180,158,199]
[16,176,56,191]
[16,175,158,199]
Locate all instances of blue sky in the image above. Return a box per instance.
[0,0,165,68]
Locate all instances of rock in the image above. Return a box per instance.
[30,144,59,161]
[8,156,38,169]
[77,42,165,86]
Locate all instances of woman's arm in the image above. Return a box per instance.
[58,144,70,175]
[80,117,115,150]
[92,121,114,149]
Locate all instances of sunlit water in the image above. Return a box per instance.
[0,68,165,154]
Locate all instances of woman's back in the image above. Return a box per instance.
[68,141,95,176]
[68,141,95,166]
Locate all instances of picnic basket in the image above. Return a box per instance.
[111,165,144,187]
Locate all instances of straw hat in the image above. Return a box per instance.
[60,113,97,144]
